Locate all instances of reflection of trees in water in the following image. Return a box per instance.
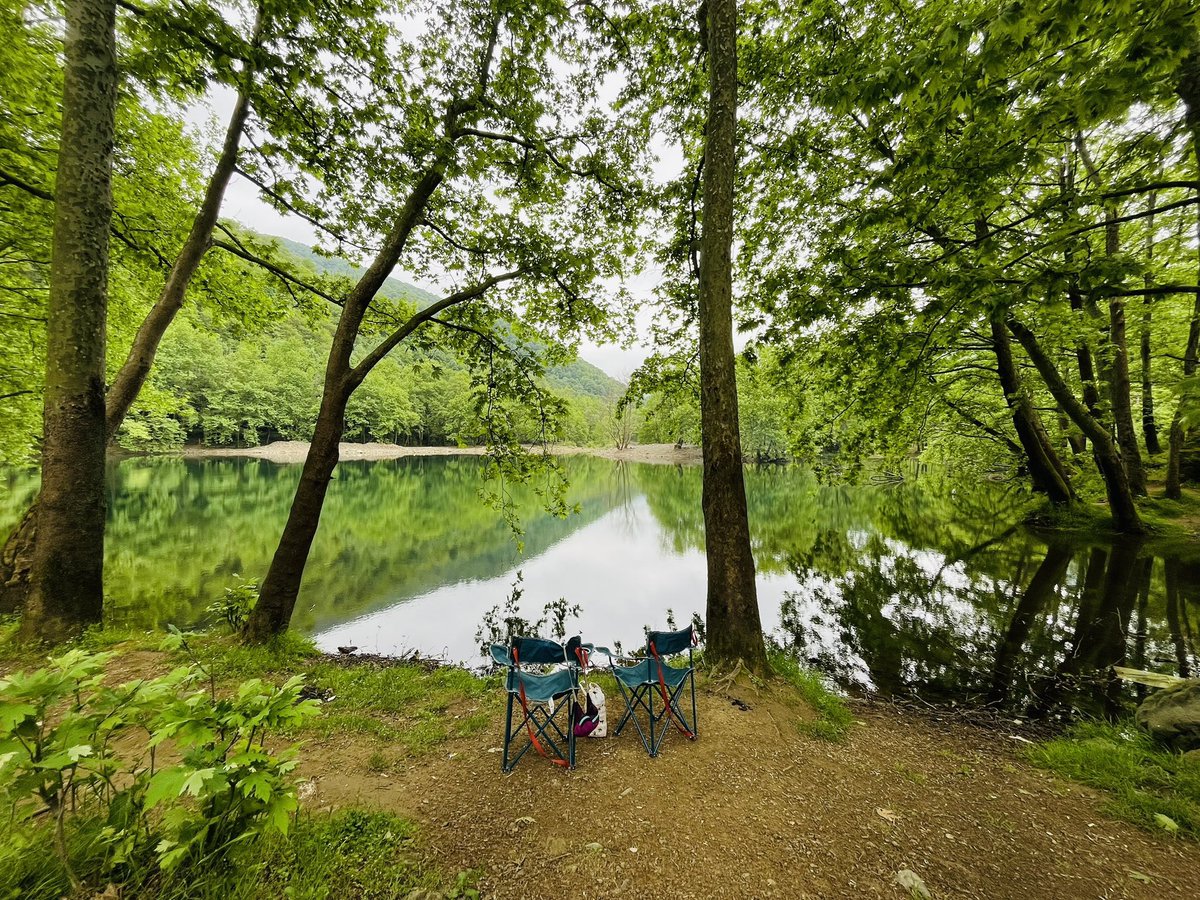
[1165,559,1199,679]
[45,455,624,631]
[783,529,1200,716]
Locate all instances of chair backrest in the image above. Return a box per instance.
[646,625,694,658]
[511,636,568,666]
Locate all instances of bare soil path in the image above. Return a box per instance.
[296,676,1200,900]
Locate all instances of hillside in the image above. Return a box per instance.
[266,235,442,308]
[261,233,625,401]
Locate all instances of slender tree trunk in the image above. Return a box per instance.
[104,89,254,434]
[19,0,118,642]
[1103,216,1147,494]
[246,156,456,640]
[1166,41,1200,498]
[1064,154,1101,429]
[1141,193,1162,454]
[697,0,766,674]
[990,320,1074,503]
[1008,318,1143,533]
[1061,410,1086,455]
[0,84,255,611]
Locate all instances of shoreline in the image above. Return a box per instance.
[175,439,703,466]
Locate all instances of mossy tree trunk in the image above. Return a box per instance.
[1008,318,1144,533]
[19,0,118,642]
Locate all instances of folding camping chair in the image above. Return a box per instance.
[491,636,583,772]
[603,624,698,757]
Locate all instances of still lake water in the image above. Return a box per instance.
[3,454,1199,718]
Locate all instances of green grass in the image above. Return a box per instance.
[768,650,853,741]
[1028,720,1200,840]
[165,632,500,755]
[0,809,472,900]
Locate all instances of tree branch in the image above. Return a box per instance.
[210,231,346,307]
[346,269,524,386]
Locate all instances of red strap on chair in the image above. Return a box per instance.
[650,641,694,738]
[513,646,569,768]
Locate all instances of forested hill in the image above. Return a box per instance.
[103,230,629,454]
[266,235,442,308]
[262,234,624,402]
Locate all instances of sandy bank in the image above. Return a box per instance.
[179,440,703,466]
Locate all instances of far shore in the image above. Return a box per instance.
[176,440,703,466]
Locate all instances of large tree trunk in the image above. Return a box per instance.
[245,384,349,640]
[697,0,767,675]
[1166,40,1200,499]
[19,0,118,642]
[1008,318,1144,533]
[0,87,254,611]
[990,319,1074,503]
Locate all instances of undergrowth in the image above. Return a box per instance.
[0,809,474,900]
[1028,720,1200,840]
[170,632,499,754]
[768,650,853,741]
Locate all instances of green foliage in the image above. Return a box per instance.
[1028,720,1200,839]
[0,807,451,900]
[0,648,320,893]
[768,649,854,741]
[475,571,582,652]
[206,576,259,634]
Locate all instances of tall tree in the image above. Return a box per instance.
[0,0,398,610]
[19,0,119,641]
[1166,35,1200,498]
[697,0,767,674]
[246,0,642,639]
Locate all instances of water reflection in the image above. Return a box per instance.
[2,456,1197,717]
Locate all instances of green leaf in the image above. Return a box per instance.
[1153,813,1179,834]
[144,767,189,810]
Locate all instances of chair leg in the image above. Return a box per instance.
[568,701,577,769]
[690,672,698,739]
[648,681,658,757]
[502,690,514,772]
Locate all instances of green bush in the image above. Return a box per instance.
[0,647,320,895]
[205,576,259,635]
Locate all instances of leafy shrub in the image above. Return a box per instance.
[205,575,259,634]
[0,646,319,895]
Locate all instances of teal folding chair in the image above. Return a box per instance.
[491,636,581,772]
[602,625,698,757]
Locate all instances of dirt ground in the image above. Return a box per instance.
[177,441,703,466]
[296,676,1200,900]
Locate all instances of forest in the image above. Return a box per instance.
[2,0,1200,897]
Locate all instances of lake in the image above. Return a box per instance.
[3,454,1198,719]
